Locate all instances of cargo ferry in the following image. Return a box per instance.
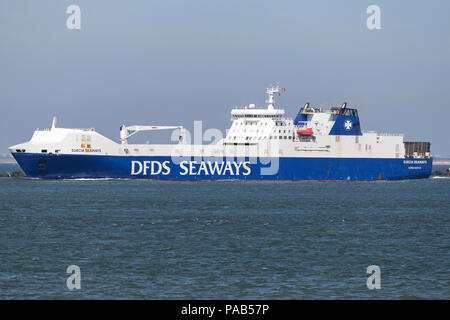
[9,86,432,180]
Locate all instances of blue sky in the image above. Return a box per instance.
[1,0,449,156]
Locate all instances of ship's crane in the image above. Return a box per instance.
[120,125,186,144]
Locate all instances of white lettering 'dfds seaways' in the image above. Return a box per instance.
[131,160,251,176]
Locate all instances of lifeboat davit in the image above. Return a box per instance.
[297,128,313,136]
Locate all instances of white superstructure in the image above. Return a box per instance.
[10,85,421,159]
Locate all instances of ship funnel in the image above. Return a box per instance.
[340,102,347,109]
[301,102,310,113]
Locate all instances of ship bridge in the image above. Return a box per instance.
[225,86,295,145]
[231,108,285,119]
[230,85,285,119]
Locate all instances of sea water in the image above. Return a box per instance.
[0,163,448,299]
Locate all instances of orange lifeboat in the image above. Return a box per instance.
[297,128,313,136]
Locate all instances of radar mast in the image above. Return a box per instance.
[266,85,281,110]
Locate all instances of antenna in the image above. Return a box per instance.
[51,116,57,130]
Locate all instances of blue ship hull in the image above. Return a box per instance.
[12,153,433,180]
